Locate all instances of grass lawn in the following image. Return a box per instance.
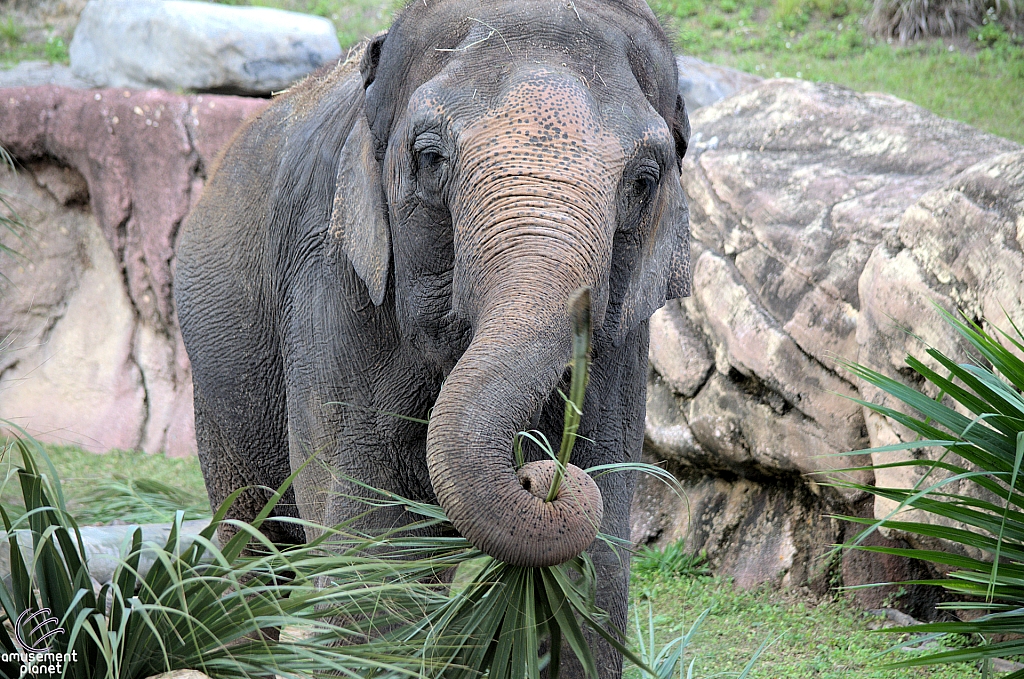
[649,0,1024,144]
[627,570,979,678]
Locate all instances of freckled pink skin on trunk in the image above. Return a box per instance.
[424,71,622,568]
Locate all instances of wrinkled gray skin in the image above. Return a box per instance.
[175,0,690,675]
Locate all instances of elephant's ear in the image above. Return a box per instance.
[612,94,691,343]
[665,93,692,300]
[329,31,390,306]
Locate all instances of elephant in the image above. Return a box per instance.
[174,0,690,675]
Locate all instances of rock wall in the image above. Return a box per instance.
[633,78,1023,604]
[0,85,267,456]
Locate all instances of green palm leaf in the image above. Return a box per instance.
[837,304,1024,672]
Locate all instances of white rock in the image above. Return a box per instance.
[69,0,341,95]
[0,521,215,585]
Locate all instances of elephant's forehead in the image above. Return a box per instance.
[458,70,624,174]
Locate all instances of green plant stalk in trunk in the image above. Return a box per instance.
[546,287,593,503]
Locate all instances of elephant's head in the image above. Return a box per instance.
[330,0,690,567]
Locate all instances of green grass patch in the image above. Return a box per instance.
[0,14,69,66]
[0,443,207,524]
[627,570,979,679]
[650,0,1024,143]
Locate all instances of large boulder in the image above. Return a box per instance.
[676,55,761,111]
[69,0,342,95]
[0,85,268,456]
[635,78,1022,600]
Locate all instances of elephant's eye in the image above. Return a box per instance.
[417,149,444,172]
[413,134,449,202]
[625,161,660,208]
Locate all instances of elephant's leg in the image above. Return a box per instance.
[178,266,300,546]
[193,388,299,546]
[278,262,443,539]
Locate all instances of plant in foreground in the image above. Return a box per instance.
[0,288,706,679]
[837,306,1024,676]
[0,432,463,679]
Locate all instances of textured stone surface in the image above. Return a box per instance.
[69,0,341,95]
[857,149,1024,559]
[0,85,268,455]
[676,55,761,111]
[0,61,92,89]
[637,78,1022,592]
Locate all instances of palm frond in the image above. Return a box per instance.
[837,305,1024,671]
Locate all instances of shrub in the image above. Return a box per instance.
[838,307,1024,673]
[869,0,1020,42]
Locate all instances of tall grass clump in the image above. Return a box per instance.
[632,539,710,579]
[0,431,460,679]
[837,306,1024,675]
[869,0,1020,41]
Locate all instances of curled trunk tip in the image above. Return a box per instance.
[505,459,603,567]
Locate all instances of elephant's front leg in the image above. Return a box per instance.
[280,272,442,539]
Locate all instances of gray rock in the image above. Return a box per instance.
[0,61,92,89]
[648,299,713,398]
[676,55,761,111]
[0,520,215,585]
[630,457,842,591]
[69,0,341,95]
[637,78,1022,592]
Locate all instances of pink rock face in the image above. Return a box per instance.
[0,85,268,456]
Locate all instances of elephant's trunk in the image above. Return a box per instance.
[425,67,622,567]
[425,305,603,567]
